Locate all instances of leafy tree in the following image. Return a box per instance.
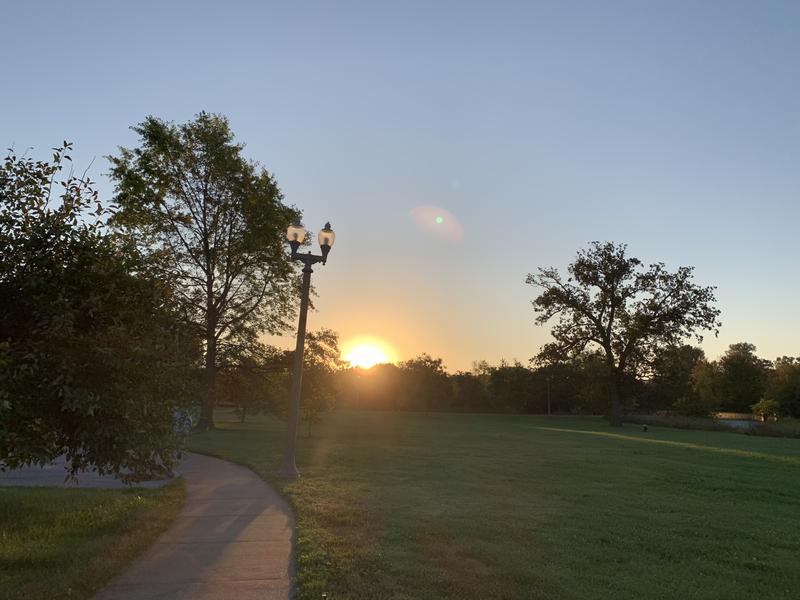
[527,241,720,426]
[571,353,619,414]
[398,354,450,413]
[751,398,781,422]
[644,345,706,412]
[108,113,299,430]
[0,143,199,480]
[337,363,404,411]
[764,357,800,418]
[271,329,345,435]
[533,355,615,415]
[487,360,535,412]
[299,329,346,436]
[716,343,771,412]
[450,365,490,412]
[532,353,616,415]
[679,358,722,417]
[216,342,287,423]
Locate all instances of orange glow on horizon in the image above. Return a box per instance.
[343,337,397,369]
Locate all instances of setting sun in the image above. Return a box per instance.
[343,338,396,369]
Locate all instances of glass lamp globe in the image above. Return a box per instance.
[286,222,306,244]
[318,222,335,248]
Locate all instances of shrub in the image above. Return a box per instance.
[751,398,780,422]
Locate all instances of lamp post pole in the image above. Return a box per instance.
[277,221,335,479]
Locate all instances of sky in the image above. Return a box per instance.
[3,1,799,371]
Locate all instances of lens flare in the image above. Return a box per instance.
[410,205,463,242]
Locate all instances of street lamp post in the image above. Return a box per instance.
[277,220,336,479]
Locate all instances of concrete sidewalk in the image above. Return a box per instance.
[94,453,294,600]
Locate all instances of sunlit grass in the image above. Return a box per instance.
[190,410,800,600]
[0,481,185,600]
[535,426,800,465]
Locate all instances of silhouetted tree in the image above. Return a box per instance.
[488,361,535,412]
[678,358,722,417]
[216,341,287,422]
[644,345,706,412]
[765,357,800,418]
[398,354,449,412]
[108,113,300,430]
[337,364,404,410]
[450,368,490,412]
[299,329,346,436]
[528,241,720,426]
[716,343,771,412]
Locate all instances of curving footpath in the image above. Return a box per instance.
[94,453,294,600]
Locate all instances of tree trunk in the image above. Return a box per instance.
[240,405,246,423]
[609,373,623,427]
[198,331,217,430]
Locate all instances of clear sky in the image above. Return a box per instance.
[3,1,798,371]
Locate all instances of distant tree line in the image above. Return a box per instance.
[337,355,611,415]
[334,343,800,419]
[224,241,798,424]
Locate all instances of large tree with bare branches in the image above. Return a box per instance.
[108,113,299,429]
[527,242,720,426]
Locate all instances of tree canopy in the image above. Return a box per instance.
[107,113,300,429]
[0,143,199,480]
[527,241,721,425]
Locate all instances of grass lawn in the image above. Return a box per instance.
[189,410,800,600]
[0,481,185,600]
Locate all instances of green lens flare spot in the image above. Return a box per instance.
[434,216,444,225]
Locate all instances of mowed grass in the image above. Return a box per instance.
[0,481,185,600]
[189,410,800,600]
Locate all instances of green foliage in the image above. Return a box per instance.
[682,358,722,416]
[338,353,616,416]
[269,329,345,435]
[643,345,706,412]
[562,352,615,414]
[751,398,781,421]
[671,394,717,418]
[764,357,800,417]
[624,414,800,439]
[107,112,300,429]
[486,360,535,412]
[216,337,288,422]
[336,363,404,410]
[716,343,772,412]
[217,360,283,424]
[449,364,490,412]
[397,354,450,412]
[528,241,721,425]
[0,144,199,480]
[300,329,347,435]
[624,414,735,432]
[336,342,793,425]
